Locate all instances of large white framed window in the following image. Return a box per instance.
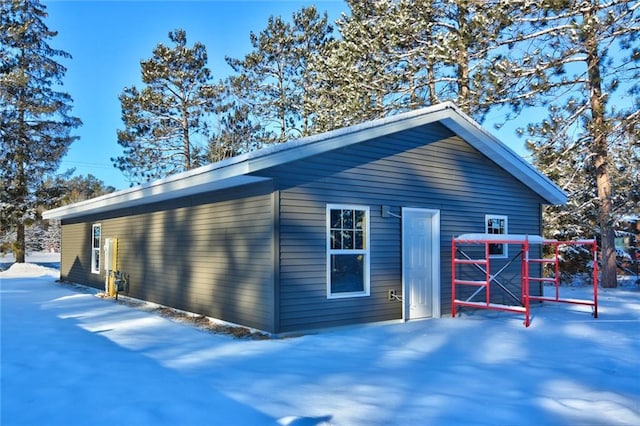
[91,224,101,274]
[485,215,508,258]
[327,205,370,298]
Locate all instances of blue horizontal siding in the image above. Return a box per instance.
[258,122,543,332]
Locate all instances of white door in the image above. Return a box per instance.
[402,208,440,320]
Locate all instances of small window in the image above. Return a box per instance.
[485,215,508,258]
[91,224,101,274]
[327,205,370,298]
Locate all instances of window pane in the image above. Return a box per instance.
[488,218,505,234]
[354,210,365,229]
[331,209,342,229]
[331,254,365,293]
[355,230,364,249]
[489,244,504,255]
[342,230,354,249]
[331,230,341,249]
[92,226,100,249]
[342,209,353,229]
[91,225,101,273]
[486,216,506,255]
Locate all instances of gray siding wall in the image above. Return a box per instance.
[258,122,544,332]
[60,182,277,332]
[61,222,101,288]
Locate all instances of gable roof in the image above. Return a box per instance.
[43,102,566,220]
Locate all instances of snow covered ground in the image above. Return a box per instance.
[1,264,639,426]
[0,252,60,271]
[0,251,61,264]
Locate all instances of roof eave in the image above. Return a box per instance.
[42,175,271,220]
[438,110,567,205]
[43,102,566,220]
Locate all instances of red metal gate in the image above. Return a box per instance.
[451,235,598,327]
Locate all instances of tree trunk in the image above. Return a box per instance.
[15,116,27,264]
[595,133,617,287]
[456,2,470,112]
[585,1,617,288]
[182,107,191,170]
[278,63,287,142]
[15,222,26,263]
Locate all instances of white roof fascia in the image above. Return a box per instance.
[42,175,270,220]
[437,106,567,205]
[43,102,565,220]
[235,102,565,205]
[212,102,457,174]
[43,104,455,221]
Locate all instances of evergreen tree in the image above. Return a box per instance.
[311,0,520,130]
[113,29,220,185]
[0,0,81,263]
[310,0,407,130]
[38,173,115,254]
[208,104,263,162]
[306,0,637,286]
[57,173,116,204]
[43,220,60,252]
[225,6,333,144]
[497,0,640,287]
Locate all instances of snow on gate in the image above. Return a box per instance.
[451,234,598,327]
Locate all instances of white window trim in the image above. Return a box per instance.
[485,214,508,258]
[326,204,370,299]
[91,223,101,274]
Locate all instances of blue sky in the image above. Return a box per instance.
[45,0,531,190]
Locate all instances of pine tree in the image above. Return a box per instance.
[497,0,640,287]
[33,173,115,254]
[307,0,637,286]
[310,0,408,131]
[113,29,220,185]
[0,0,81,263]
[57,173,116,204]
[310,0,523,131]
[225,6,333,144]
[208,104,263,162]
